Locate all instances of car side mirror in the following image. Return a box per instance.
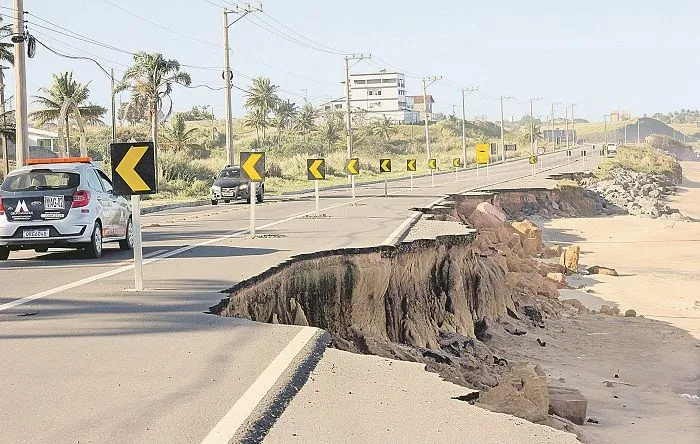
[212,175,217,180]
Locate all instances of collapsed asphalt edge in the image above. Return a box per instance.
[235,330,332,444]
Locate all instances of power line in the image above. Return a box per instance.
[244,14,345,55]
[101,0,222,49]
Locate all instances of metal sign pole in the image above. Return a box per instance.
[250,182,256,237]
[476,163,479,180]
[431,170,435,187]
[351,175,356,200]
[455,166,458,182]
[384,178,388,197]
[410,171,414,190]
[315,180,320,215]
[486,162,490,178]
[131,195,143,291]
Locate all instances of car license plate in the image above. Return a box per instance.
[221,189,234,197]
[23,229,50,238]
[44,195,65,210]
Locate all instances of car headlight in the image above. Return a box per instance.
[211,185,221,192]
[238,183,248,189]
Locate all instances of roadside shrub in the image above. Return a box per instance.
[267,162,283,178]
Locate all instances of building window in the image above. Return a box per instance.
[354,79,366,84]
[325,105,331,111]
[334,104,343,109]
[367,79,382,84]
[382,78,395,83]
[376,90,382,96]
[398,89,405,96]
[368,91,373,96]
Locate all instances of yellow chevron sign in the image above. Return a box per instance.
[110,142,156,195]
[475,143,490,165]
[380,159,391,173]
[453,158,462,168]
[406,159,416,172]
[428,158,437,169]
[307,158,326,180]
[240,152,265,182]
[345,158,359,175]
[529,155,538,164]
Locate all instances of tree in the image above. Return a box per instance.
[30,72,106,126]
[244,107,268,143]
[295,103,317,140]
[370,115,396,142]
[0,23,13,65]
[118,96,147,126]
[160,113,199,153]
[116,52,191,150]
[30,72,106,156]
[244,77,279,142]
[271,99,297,147]
[180,105,214,121]
[523,123,543,143]
[318,112,343,153]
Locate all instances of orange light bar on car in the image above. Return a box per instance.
[27,157,93,165]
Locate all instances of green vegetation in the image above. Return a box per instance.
[30,71,106,126]
[652,109,699,124]
[0,23,14,65]
[596,145,679,179]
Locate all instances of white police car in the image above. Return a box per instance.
[0,157,133,259]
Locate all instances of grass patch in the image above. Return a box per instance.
[595,145,679,179]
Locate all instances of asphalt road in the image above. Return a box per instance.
[0,148,603,444]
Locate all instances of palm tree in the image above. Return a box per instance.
[295,103,317,141]
[371,115,396,142]
[244,77,279,142]
[30,72,106,126]
[116,52,191,150]
[523,123,543,143]
[318,112,343,153]
[30,72,106,156]
[0,24,13,65]
[244,108,268,144]
[161,113,198,153]
[272,99,297,147]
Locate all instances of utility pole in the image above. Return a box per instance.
[529,98,541,154]
[604,114,608,145]
[637,117,640,146]
[550,102,562,148]
[570,103,578,145]
[12,0,29,167]
[0,66,9,176]
[110,68,116,142]
[565,106,569,150]
[422,76,441,160]
[344,54,370,197]
[461,87,477,168]
[210,105,215,143]
[499,96,513,162]
[223,3,262,165]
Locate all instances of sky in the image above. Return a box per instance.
[2,0,699,123]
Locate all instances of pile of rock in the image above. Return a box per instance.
[590,168,685,220]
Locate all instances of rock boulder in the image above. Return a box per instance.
[561,245,580,273]
[548,386,588,425]
[478,362,550,422]
[512,220,544,255]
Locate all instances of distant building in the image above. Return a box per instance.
[6,127,60,159]
[610,110,631,122]
[319,71,420,124]
[542,129,577,144]
[408,94,435,122]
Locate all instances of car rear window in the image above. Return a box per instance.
[220,169,240,178]
[1,170,80,192]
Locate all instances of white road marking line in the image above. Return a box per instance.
[0,197,374,312]
[200,326,319,444]
[381,195,446,246]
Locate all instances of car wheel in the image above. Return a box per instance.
[223,199,231,203]
[211,199,218,205]
[119,217,134,251]
[35,247,48,253]
[0,246,9,260]
[85,222,103,259]
[256,190,264,203]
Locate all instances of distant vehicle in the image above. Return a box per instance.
[605,143,618,157]
[0,157,133,260]
[210,165,264,205]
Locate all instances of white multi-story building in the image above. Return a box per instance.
[320,71,420,124]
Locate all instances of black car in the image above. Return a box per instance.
[210,165,264,205]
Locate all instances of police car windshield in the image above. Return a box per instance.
[1,170,80,192]
[219,168,240,178]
